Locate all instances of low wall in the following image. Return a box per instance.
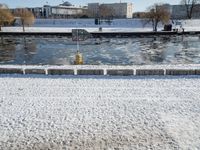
[136,69,164,76]
[0,68,23,74]
[25,69,46,75]
[48,69,74,75]
[77,69,104,75]
[107,69,133,76]
[1,66,200,76]
[166,69,196,75]
[1,31,200,37]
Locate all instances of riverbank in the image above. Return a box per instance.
[2,19,200,36]
[1,27,200,37]
[0,74,200,149]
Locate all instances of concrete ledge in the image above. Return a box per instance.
[77,69,104,75]
[48,69,74,75]
[0,68,23,74]
[107,69,133,76]
[25,69,46,74]
[166,69,196,75]
[136,69,164,75]
[1,66,200,76]
[1,31,200,37]
[195,70,200,75]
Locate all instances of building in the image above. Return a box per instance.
[157,4,200,19]
[88,2,133,18]
[12,1,87,19]
[27,7,43,18]
[49,2,86,18]
[171,4,200,19]
[88,3,99,17]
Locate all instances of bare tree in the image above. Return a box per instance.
[142,4,170,32]
[14,8,35,32]
[181,0,200,19]
[0,4,14,31]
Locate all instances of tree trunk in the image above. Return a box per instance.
[152,20,155,31]
[186,3,194,19]
[154,21,158,32]
[187,14,192,19]
[23,24,25,32]
[154,26,157,32]
[187,8,192,19]
[189,5,194,19]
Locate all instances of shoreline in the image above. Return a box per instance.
[1,27,200,37]
[0,31,199,37]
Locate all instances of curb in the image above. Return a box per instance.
[1,67,200,76]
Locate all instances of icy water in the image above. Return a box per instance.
[0,35,200,65]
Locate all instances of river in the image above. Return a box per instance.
[0,35,200,65]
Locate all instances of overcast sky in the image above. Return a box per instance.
[0,0,181,12]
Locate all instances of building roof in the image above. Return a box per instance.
[60,1,72,6]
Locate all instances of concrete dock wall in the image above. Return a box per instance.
[195,70,200,75]
[1,31,200,37]
[1,67,200,76]
[136,69,164,76]
[77,69,104,75]
[48,69,74,75]
[166,69,196,75]
[0,68,23,74]
[107,69,133,76]
[25,69,46,75]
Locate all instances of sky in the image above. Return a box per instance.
[0,0,181,12]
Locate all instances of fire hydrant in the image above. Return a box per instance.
[74,51,83,65]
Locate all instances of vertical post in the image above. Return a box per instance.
[76,29,79,52]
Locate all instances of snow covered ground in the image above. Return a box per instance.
[0,74,200,149]
[1,27,154,33]
[2,19,200,32]
[0,26,198,33]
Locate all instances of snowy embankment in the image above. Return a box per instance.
[1,27,153,33]
[2,19,200,33]
[0,74,200,149]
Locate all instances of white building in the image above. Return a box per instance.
[27,1,86,18]
[88,2,133,18]
[50,2,86,18]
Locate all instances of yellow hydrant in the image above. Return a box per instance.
[74,51,83,65]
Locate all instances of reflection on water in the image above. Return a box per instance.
[24,37,37,63]
[0,35,200,65]
[0,38,16,63]
[139,37,167,64]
